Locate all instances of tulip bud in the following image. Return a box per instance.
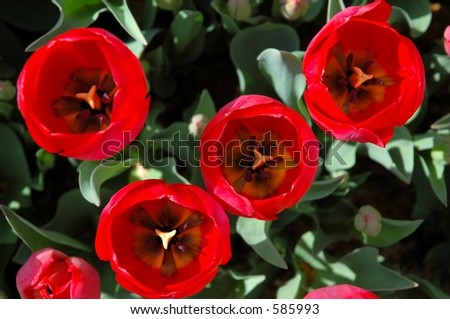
[279,0,310,21]
[227,0,252,21]
[0,80,16,101]
[444,25,450,56]
[354,205,382,237]
[156,0,183,11]
[188,113,208,138]
[16,248,101,299]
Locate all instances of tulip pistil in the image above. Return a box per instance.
[131,204,204,277]
[155,229,177,250]
[75,85,102,110]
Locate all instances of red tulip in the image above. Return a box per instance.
[444,26,450,56]
[199,95,319,220]
[95,179,231,298]
[303,0,425,147]
[17,28,149,160]
[16,248,101,299]
[304,284,379,299]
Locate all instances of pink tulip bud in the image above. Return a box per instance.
[444,26,450,56]
[16,248,101,299]
[354,205,382,237]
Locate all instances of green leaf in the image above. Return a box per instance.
[44,189,105,238]
[389,0,431,38]
[431,113,450,131]
[78,158,137,206]
[0,211,16,244]
[192,90,216,121]
[236,217,287,269]
[301,174,347,202]
[102,0,147,45]
[229,271,266,298]
[327,0,345,21]
[0,123,31,209]
[364,127,414,183]
[276,273,302,298]
[423,54,450,94]
[211,0,240,34]
[340,247,418,291]
[230,23,299,94]
[26,0,105,51]
[303,0,327,22]
[170,10,204,55]
[1,205,90,253]
[414,131,442,151]
[355,218,423,247]
[418,154,447,206]
[257,48,306,109]
[407,275,450,299]
[325,140,358,172]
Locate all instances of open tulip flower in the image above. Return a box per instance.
[16,248,101,299]
[200,95,319,220]
[303,0,425,147]
[17,28,149,160]
[95,179,231,298]
[304,284,379,299]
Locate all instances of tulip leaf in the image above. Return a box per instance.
[326,0,346,21]
[364,127,414,184]
[0,123,31,209]
[417,154,447,206]
[44,189,105,238]
[78,159,138,206]
[26,0,105,51]
[340,246,418,291]
[407,275,450,299]
[170,10,204,56]
[303,0,327,22]
[236,217,288,269]
[102,0,147,45]
[296,232,417,291]
[230,23,299,95]
[0,211,16,244]
[301,174,347,202]
[229,271,266,298]
[325,140,359,172]
[414,131,442,151]
[1,205,91,253]
[354,218,423,248]
[389,0,431,38]
[211,0,240,34]
[257,48,306,109]
[276,272,302,299]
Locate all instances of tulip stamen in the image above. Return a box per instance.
[76,85,102,111]
[155,229,177,250]
[252,149,275,171]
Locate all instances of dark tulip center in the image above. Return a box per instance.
[221,129,294,200]
[323,46,394,114]
[239,135,284,184]
[52,68,117,134]
[130,202,205,277]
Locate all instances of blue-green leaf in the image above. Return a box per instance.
[257,48,306,109]
[230,23,299,94]
[389,0,431,38]
[418,154,447,206]
[171,10,204,55]
[276,273,301,299]
[78,158,137,206]
[301,174,347,202]
[236,217,287,269]
[325,140,358,172]
[1,205,90,252]
[102,0,147,45]
[327,0,345,21]
[355,218,423,247]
